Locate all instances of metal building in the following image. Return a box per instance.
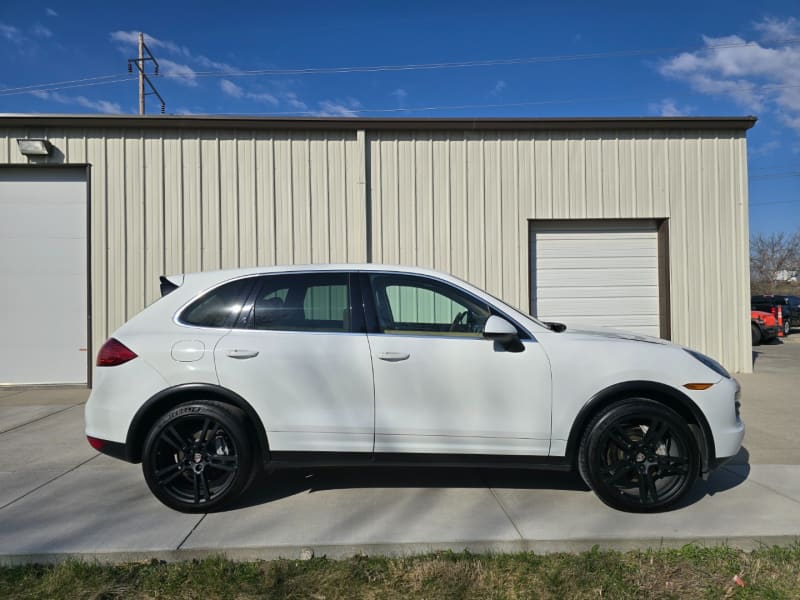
[0,114,755,385]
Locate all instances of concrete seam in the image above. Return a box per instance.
[487,487,524,540]
[0,454,99,512]
[0,402,85,436]
[722,465,800,507]
[177,514,207,550]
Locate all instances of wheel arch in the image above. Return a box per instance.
[125,383,270,467]
[565,381,716,476]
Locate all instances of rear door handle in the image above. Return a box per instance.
[377,352,410,362]
[225,349,259,359]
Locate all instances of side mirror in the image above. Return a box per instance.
[482,315,519,343]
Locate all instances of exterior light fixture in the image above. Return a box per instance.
[16,138,53,156]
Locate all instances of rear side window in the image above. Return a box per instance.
[180,278,253,328]
[249,273,352,332]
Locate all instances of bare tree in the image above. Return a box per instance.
[750,232,800,293]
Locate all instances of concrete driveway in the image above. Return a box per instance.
[1,338,799,564]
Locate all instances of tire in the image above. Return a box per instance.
[783,318,791,336]
[142,401,254,512]
[751,323,762,346]
[578,399,700,512]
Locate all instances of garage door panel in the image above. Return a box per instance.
[532,222,661,337]
[536,268,658,288]
[538,297,659,317]
[0,169,87,385]
[536,256,657,270]
[537,285,658,299]
[536,239,658,259]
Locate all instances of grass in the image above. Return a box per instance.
[1,544,800,599]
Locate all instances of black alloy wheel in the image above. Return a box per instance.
[142,401,254,512]
[578,399,699,512]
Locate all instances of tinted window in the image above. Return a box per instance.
[250,273,351,332]
[180,278,253,328]
[369,274,490,337]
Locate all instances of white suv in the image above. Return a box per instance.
[85,265,744,513]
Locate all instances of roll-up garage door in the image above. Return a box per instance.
[0,167,88,385]
[531,221,661,337]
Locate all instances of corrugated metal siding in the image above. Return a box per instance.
[1,127,366,358]
[0,125,750,372]
[369,130,751,373]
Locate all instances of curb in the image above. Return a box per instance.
[2,536,800,565]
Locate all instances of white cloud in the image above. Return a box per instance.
[649,98,693,116]
[46,8,58,17]
[0,23,24,44]
[246,91,278,105]
[159,58,198,86]
[220,79,278,104]
[491,80,506,96]
[220,79,244,98]
[659,19,800,131]
[750,139,781,156]
[315,98,360,117]
[32,23,52,38]
[286,92,308,111]
[391,88,408,102]
[110,30,189,57]
[754,16,800,43]
[30,90,122,114]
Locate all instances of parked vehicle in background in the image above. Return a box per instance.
[85,265,744,514]
[751,295,800,336]
[751,310,779,346]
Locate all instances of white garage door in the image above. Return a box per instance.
[531,221,661,337]
[0,168,88,385]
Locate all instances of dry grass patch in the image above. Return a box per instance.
[1,544,800,599]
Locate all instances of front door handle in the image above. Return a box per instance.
[225,349,259,359]
[377,351,410,362]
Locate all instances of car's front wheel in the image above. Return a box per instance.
[142,401,254,512]
[578,399,699,512]
[783,318,791,336]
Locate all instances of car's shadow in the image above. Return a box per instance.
[226,447,752,513]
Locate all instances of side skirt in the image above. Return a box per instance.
[267,452,572,472]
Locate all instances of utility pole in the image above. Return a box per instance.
[138,32,145,115]
[128,32,166,114]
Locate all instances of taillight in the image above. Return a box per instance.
[771,307,777,316]
[87,436,107,450]
[96,338,137,366]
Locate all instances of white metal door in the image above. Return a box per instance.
[0,168,88,385]
[531,221,661,337]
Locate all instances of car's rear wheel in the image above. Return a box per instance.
[142,401,254,512]
[578,399,699,512]
[751,323,762,346]
[783,318,791,336]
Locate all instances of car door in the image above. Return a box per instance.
[214,271,374,453]
[363,272,552,456]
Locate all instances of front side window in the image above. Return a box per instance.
[180,278,254,328]
[250,273,351,332]
[368,274,490,337]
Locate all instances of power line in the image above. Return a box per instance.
[190,37,800,78]
[4,35,800,98]
[750,172,800,180]
[0,77,135,97]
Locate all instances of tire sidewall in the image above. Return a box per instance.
[578,399,700,513]
[142,401,253,513]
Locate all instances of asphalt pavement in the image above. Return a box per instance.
[1,337,798,564]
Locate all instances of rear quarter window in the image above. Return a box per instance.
[180,278,254,328]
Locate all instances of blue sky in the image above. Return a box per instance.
[0,1,798,236]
